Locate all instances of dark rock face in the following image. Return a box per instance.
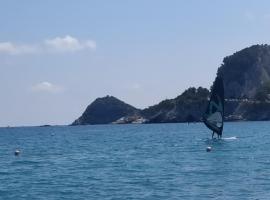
[226,101,270,121]
[141,87,209,123]
[217,44,270,99]
[216,44,270,121]
[239,102,270,121]
[72,96,139,125]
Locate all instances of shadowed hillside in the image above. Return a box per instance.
[217,44,270,99]
[72,96,139,125]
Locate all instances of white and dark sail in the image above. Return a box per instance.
[203,76,224,135]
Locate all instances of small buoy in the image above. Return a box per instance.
[206,146,212,152]
[14,150,20,156]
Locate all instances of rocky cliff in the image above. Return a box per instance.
[217,44,270,99]
[141,87,209,123]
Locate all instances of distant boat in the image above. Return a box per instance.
[203,76,224,139]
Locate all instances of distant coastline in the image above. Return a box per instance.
[72,44,270,126]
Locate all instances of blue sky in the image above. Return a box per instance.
[1,0,270,126]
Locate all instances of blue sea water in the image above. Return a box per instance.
[0,122,270,199]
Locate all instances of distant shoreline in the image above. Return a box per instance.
[2,120,270,129]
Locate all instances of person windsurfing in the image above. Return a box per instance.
[203,76,224,139]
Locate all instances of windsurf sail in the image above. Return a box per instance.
[203,76,224,135]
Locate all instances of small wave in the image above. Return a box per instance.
[223,136,237,140]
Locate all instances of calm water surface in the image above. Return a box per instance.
[0,122,270,199]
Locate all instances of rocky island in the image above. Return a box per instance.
[72,44,270,125]
[72,96,140,125]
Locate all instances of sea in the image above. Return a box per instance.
[0,121,270,200]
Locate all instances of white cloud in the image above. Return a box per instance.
[0,35,96,55]
[44,35,96,52]
[31,82,64,93]
[0,42,37,55]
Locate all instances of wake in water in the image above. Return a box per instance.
[202,136,237,142]
[222,136,237,140]
[203,136,238,145]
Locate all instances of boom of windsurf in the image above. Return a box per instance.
[203,76,224,139]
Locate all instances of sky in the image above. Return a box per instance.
[1,0,270,126]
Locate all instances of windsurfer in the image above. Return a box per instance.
[212,131,222,139]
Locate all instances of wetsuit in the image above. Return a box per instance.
[212,131,222,139]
